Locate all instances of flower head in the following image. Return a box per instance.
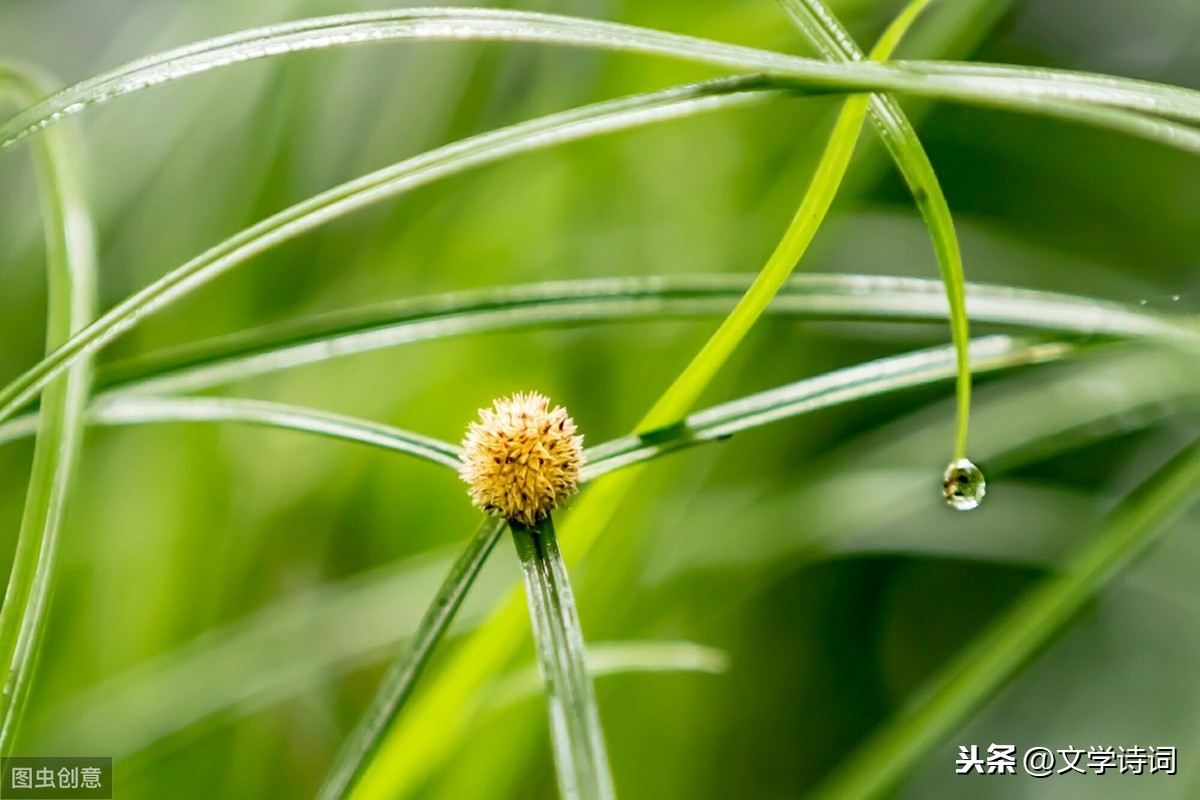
[460,392,584,526]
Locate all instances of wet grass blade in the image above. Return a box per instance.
[510,516,614,800]
[5,9,1200,153]
[0,64,96,755]
[316,517,506,800]
[584,337,1069,479]
[810,437,1200,800]
[638,0,932,433]
[35,395,461,469]
[90,272,1195,399]
[778,0,974,460]
[0,338,1073,484]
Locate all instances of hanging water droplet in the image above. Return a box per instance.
[943,458,986,511]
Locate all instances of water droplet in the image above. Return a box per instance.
[943,458,986,511]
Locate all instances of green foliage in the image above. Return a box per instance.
[1,2,1199,799]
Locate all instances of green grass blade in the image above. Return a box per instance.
[810,437,1200,800]
[510,516,614,800]
[92,272,1194,400]
[639,0,930,433]
[0,338,1072,487]
[585,336,1069,479]
[0,64,97,755]
[5,9,1200,152]
[316,517,505,800]
[778,0,973,460]
[487,640,729,710]
[0,271,1188,453]
[70,396,461,469]
[0,76,797,428]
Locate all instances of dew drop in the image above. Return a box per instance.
[943,458,986,511]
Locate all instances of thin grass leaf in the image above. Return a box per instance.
[0,338,1072,489]
[778,0,974,460]
[810,437,1200,800]
[584,336,1070,479]
[316,517,505,800]
[638,0,931,433]
[510,516,614,800]
[0,271,1189,452]
[487,640,729,710]
[666,345,1200,579]
[92,272,1197,400]
[68,395,461,469]
[0,76,803,429]
[5,9,1200,152]
[0,64,96,755]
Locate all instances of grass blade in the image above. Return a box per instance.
[0,64,97,754]
[317,517,506,800]
[0,76,798,428]
[0,337,1071,483]
[638,0,931,433]
[5,9,1200,152]
[510,516,614,800]
[64,395,461,469]
[584,336,1069,479]
[487,640,728,711]
[810,437,1200,800]
[92,272,1195,400]
[778,0,974,460]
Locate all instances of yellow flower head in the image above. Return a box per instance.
[460,392,584,526]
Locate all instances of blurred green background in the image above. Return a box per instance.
[2,0,1200,798]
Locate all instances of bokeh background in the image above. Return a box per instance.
[2,0,1200,797]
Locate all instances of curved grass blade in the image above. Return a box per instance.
[584,336,1070,479]
[509,516,614,800]
[0,64,97,755]
[93,272,1196,400]
[664,344,1200,580]
[778,0,973,460]
[0,76,803,429]
[0,337,1074,483]
[316,517,506,800]
[638,0,933,433]
[0,271,1190,450]
[5,9,1200,153]
[810,437,1200,800]
[60,396,461,468]
[487,640,728,711]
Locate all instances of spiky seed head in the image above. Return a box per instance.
[460,392,584,526]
